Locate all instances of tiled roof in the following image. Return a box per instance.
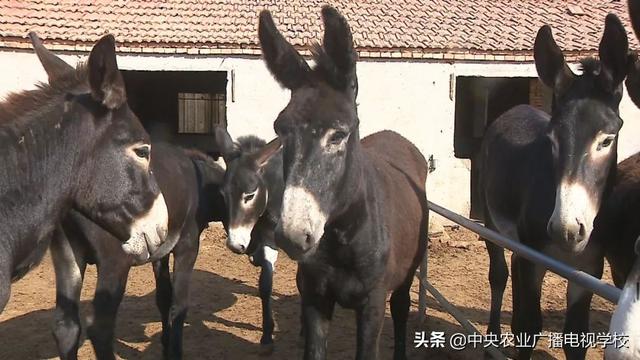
[0,0,637,60]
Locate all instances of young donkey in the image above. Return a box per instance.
[480,14,628,359]
[28,34,226,360]
[214,127,286,353]
[0,34,169,313]
[259,7,429,360]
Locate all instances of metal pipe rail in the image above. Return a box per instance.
[420,277,507,360]
[427,201,621,303]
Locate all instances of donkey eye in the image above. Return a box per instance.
[134,145,150,160]
[243,192,256,203]
[328,131,348,145]
[597,136,615,151]
[601,138,614,148]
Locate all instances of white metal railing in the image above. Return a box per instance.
[415,201,621,359]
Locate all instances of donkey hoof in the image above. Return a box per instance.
[259,342,274,356]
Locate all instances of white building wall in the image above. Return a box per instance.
[2,50,640,222]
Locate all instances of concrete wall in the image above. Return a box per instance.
[2,49,640,222]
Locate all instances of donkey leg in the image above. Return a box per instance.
[152,255,172,359]
[355,287,387,360]
[302,289,335,360]
[88,260,130,360]
[390,277,413,360]
[483,238,509,358]
[563,256,603,360]
[257,245,278,354]
[484,238,509,339]
[0,267,10,314]
[51,227,87,360]
[296,266,305,345]
[511,255,546,360]
[165,231,199,360]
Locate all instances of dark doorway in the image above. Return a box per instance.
[454,76,552,220]
[122,71,228,154]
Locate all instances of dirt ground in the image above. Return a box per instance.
[0,223,615,359]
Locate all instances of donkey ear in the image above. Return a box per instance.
[626,0,640,107]
[625,52,640,107]
[534,25,574,94]
[630,0,640,42]
[29,32,74,84]
[88,34,126,110]
[258,10,311,89]
[598,14,629,90]
[251,138,281,168]
[320,6,357,89]
[213,126,240,162]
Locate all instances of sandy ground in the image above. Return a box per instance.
[0,223,615,359]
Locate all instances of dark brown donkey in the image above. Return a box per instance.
[480,14,629,360]
[214,127,288,354]
[595,154,640,360]
[259,7,429,360]
[27,33,227,360]
[0,34,169,314]
[595,1,640,358]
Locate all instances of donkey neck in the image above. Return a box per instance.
[190,154,227,225]
[311,143,387,298]
[325,139,375,240]
[263,151,285,223]
[0,96,94,270]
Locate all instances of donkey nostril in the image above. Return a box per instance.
[304,232,313,247]
[577,219,586,237]
[239,244,246,252]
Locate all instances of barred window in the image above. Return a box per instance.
[178,93,226,134]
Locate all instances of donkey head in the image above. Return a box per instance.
[259,6,359,260]
[29,33,168,263]
[536,15,629,253]
[215,127,281,254]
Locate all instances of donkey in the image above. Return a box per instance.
[593,154,640,360]
[258,7,429,360]
[0,33,169,314]
[28,33,227,360]
[213,127,288,354]
[51,146,226,360]
[479,14,629,359]
[597,1,640,358]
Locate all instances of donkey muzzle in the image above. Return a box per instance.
[277,186,327,261]
[121,193,169,264]
[547,180,596,253]
[227,225,252,254]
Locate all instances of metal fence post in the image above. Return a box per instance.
[418,210,430,323]
[418,243,428,323]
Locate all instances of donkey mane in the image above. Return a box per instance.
[0,62,88,124]
[578,57,601,77]
[236,135,267,154]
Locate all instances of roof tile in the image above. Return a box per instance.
[0,0,637,57]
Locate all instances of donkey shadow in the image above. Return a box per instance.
[0,268,613,360]
[0,269,286,359]
[416,295,612,359]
